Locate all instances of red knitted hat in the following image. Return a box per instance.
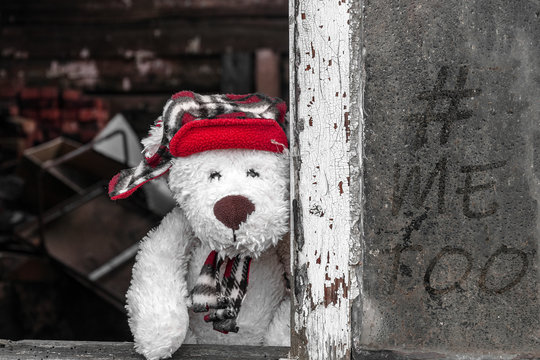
[108,91,288,200]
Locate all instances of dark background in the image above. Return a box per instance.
[0,0,288,342]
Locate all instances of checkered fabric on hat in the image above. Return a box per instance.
[108,91,287,200]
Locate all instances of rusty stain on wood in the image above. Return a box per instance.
[323,276,348,307]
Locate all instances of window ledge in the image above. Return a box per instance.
[0,340,290,360]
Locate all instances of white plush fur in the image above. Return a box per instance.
[141,117,164,158]
[126,147,290,360]
[169,149,290,258]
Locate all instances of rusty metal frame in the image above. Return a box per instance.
[15,185,128,311]
[36,130,129,251]
[5,130,133,310]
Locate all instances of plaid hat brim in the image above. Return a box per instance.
[108,92,287,200]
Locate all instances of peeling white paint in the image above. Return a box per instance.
[186,36,202,54]
[291,0,353,358]
[349,269,360,303]
[2,48,29,59]
[46,60,99,87]
[80,48,90,59]
[122,77,132,91]
[123,49,172,77]
[130,50,155,75]
[199,64,213,75]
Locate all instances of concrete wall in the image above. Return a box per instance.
[356,0,539,355]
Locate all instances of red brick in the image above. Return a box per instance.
[79,97,95,107]
[40,100,59,109]
[20,88,40,99]
[95,109,109,122]
[61,109,78,121]
[62,89,81,101]
[0,87,18,99]
[20,109,38,119]
[78,108,94,122]
[39,108,61,122]
[61,121,79,135]
[8,105,19,116]
[79,129,97,142]
[93,98,104,109]
[40,87,58,99]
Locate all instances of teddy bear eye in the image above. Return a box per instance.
[209,171,222,180]
[246,169,260,178]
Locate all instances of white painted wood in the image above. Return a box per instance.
[289,0,356,358]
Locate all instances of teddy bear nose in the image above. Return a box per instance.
[213,195,256,230]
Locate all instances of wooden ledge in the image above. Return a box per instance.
[0,340,290,360]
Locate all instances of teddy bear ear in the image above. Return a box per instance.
[141,116,164,158]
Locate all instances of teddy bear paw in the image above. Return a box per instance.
[131,310,189,360]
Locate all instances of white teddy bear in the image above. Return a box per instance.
[108,92,291,360]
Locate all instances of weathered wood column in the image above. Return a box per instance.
[289,0,362,359]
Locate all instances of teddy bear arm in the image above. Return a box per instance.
[126,207,194,360]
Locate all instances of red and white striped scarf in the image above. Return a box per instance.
[190,251,251,333]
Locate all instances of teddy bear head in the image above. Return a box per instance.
[109,92,289,258]
[168,148,289,257]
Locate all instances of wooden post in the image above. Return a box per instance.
[289,0,362,359]
[256,48,280,97]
